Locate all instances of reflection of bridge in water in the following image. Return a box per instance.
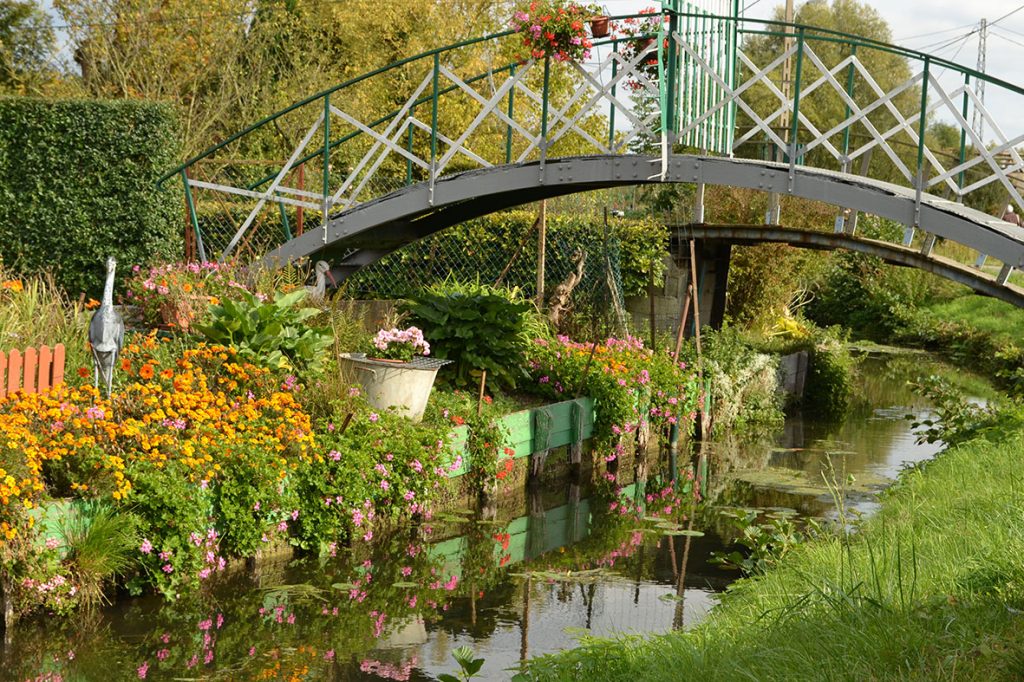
[160,2,1024,307]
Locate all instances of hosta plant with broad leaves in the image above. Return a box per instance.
[197,289,332,376]
[403,280,539,389]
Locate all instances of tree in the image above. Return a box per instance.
[0,0,56,94]
[736,0,916,183]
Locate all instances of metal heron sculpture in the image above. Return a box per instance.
[89,256,125,398]
[305,260,336,302]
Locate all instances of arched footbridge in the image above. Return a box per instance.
[159,2,1024,304]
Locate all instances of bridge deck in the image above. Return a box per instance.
[264,155,1024,301]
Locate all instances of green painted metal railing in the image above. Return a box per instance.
[158,8,1024,262]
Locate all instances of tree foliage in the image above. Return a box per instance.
[0,0,55,94]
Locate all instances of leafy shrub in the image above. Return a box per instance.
[526,335,700,449]
[198,289,333,375]
[910,377,1024,447]
[806,216,955,336]
[403,281,537,389]
[0,98,179,296]
[691,328,783,433]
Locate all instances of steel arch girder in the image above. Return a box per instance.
[262,154,1024,275]
[672,225,1024,308]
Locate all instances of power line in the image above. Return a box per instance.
[990,28,1024,50]
[918,31,976,52]
[996,24,1024,39]
[991,3,1024,28]
[897,22,976,42]
[918,4,1024,54]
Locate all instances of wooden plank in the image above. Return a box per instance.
[23,347,37,395]
[6,349,21,396]
[51,344,65,388]
[0,350,5,399]
[37,345,52,392]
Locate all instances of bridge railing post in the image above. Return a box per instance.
[958,72,970,201]
[407,104,415,186]
[540,55,550,183]
[908,56,931,246]
[608,40,618,148]
[322,93,331,243]
[787,27,805,193]
[181,168,206,263]
[429,53,441,205]
[506,64,516,164]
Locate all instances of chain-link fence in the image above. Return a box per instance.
[343,210,631,336]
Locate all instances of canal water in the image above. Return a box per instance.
[3,351,994,682]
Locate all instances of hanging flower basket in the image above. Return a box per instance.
[614,8,666,88]
[589,15,611,38]
[510,1,597,62]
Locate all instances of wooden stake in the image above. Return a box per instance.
[477,370,487,417]
[648,262,657,349]
[688,239,702,356]
[536,200,547,308]
[672,283,693,359]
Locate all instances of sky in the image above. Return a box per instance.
[601,0,1024,145]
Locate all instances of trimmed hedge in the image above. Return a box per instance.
[0,97,180,295]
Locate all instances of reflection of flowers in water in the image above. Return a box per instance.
[360,655,419,681]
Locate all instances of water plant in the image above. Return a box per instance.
[56,500,141,609]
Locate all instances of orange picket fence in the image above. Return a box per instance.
[0,344,66,399]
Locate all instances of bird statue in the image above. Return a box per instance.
[89,256,125,398]
[305,260,336,302]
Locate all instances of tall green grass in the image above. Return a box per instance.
[925,295,1024,347]
[0,269,90,375]
[522,435,1024,681]
[57,502,140,610]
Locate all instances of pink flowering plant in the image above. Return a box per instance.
[525,335,699,451]
[122,261,257,330]
[614,7,668,88]
[510,0,597,62]
[370,326,430,362]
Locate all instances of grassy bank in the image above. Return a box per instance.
[522,434,1024,680]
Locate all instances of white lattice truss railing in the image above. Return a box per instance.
[189,29,1024,262]
[191,42,665,259]
[680,36,1024,215]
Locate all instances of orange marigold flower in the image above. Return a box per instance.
[139,364,155,380]
[160,369,173,380]
[121,358,132,372]
[2,279,23,292]
[84,298,100,310]
[77,367,89,378]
